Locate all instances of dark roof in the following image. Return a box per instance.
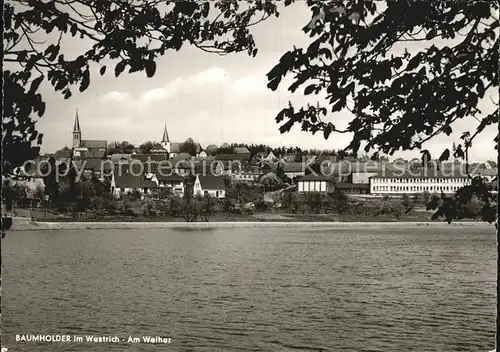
[233,147,250,154]
[335,182,370,189]
[283,162,305,173]
[114,162,155,175]
[170,152,191,162]
[113,172,158,188]
[109,154,132,162]
[81,140,107,149]
[80,158,112,172]
[156,173,185,182]
[297,174,336,182]
[319,161,383,173]
[132,154,168,162]
[214,154,249,162]
[149,148,168,154]
[82,149,106,159]
[198,175,225,190]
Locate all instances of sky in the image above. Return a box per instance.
[31,2,497,162]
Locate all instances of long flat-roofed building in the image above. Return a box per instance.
[369,168,470,195]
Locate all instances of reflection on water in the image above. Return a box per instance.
[2,226,496,351]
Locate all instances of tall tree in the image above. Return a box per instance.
[179,137,199,156]
[3,0,282,178]
[138,141,154,154]
[204,144,219,156]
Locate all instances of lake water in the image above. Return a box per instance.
[2,226,496,352]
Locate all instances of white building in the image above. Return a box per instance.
[296,174,335,193]
[193,175,226,198]
[155,173,185,196]
[110,168,158,198]
[370,170,470,195]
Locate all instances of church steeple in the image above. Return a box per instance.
[73,110,81,133]
[161,122,170,143]
[161,122,171,153]
[73,110,82,148]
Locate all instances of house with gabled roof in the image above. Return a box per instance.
[229,164,262,184]
[193,175,226,198]
[214,153,249,169]
[282,162,306,180]
[155,173,185,195]
[110,166,158,198]
[108,154,132,163]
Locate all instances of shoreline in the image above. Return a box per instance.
[8,218,496,231]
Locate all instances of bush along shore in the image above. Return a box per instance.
[5,187,492,227]
[4,180,493,226]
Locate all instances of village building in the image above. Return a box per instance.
[193,175,226,198]
[296,174,336,193]
[229,164,262,184]
[369,169,471,195]
[160,123,205,159]
[282,162,306,181]
[334,182,371,194]
[155,173,185,196]
[233,146,251,160]
[110,166,158,198]
[72,111,107,158]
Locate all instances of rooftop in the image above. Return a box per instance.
[198,175,225,190]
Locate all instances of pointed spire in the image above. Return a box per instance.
[73,110,81,133]
[162,122,170,143]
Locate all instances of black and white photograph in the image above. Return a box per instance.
[2,0,499,351]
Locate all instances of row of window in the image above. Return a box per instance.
[372,177,467,184]
[373,185,462,192]
[298,181,328,192]
[234,174,259,180]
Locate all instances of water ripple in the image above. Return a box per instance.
[2,226,496,352]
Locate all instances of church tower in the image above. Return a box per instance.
[161,122,170,153]
[72,110,81,148]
